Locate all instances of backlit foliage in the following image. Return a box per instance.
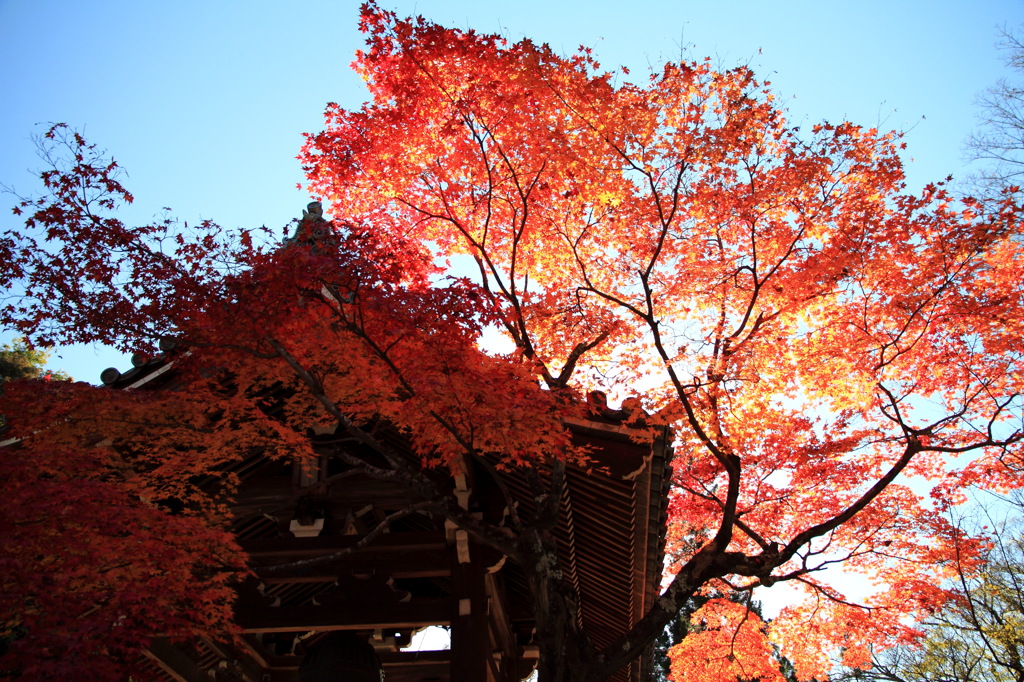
[668,598,786,682]
[2,4,1024,680]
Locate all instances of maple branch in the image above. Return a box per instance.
[639,164,687,281]
[589,541,732,679]
[272,344,518,557]
[878,381,1023,454]
[265,336,428,484]
[791,575,877,611]
[681,484,771,550]
[571,277,646,322]
[868,230,995,373]
[314,291,531,533]
[395,47,567,387]
[395,194,558,385]
[441,498,521,557]
[636,282,742,552]
[541,73,690,239]
[777,441,920,570]
[568,243,740,532]
[549,330,610,388]
[765,382,1019,582]
[457,118,498,246]
[729,591,757,677]
[759,538,887,589]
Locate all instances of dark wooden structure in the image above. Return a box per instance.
[103,353,671,682]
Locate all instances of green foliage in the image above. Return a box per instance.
[0,338,70,382]
[0,338,70,431]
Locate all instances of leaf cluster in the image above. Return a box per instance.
[2,5,1024,680]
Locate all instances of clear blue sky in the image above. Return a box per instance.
[2,0,1023,381]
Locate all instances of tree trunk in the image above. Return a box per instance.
[520,526,598,682]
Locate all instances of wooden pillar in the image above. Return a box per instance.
[449,532,490,681]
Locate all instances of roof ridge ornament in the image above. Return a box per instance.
[302,201,324,222]
[285,200,331,246]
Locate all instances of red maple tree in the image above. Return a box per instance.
[3,4,1024,681]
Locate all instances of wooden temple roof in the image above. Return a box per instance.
[103,352,672,682]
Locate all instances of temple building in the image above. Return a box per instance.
[92,209,672,681]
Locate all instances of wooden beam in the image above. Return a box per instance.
[236,599,450,633]
[378,649,451,665]
[485,572,520,682]
[232,478,417,516]
[378,663,451,682]
[238,635,275,670]
[256,547,451,582]
[241,530,446,558]
[144,639,209,682]
[200,637,267,682]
